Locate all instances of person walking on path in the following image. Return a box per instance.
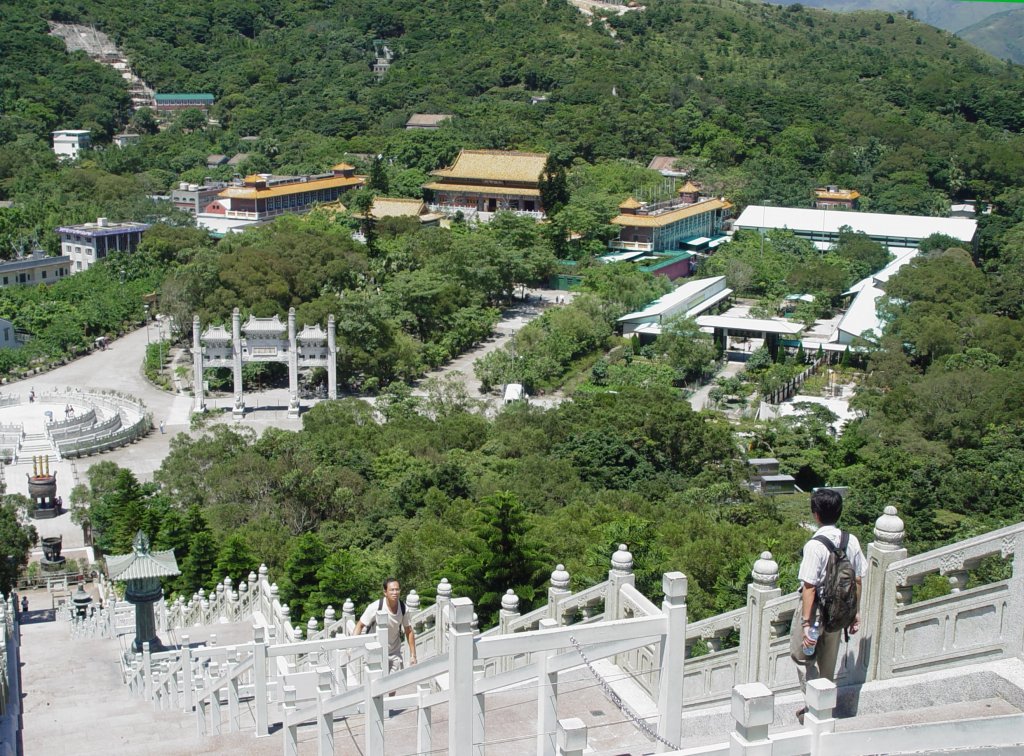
[790,488,866,723]
[354,578,417,677]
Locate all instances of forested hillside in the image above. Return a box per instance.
[2,0,1024,623]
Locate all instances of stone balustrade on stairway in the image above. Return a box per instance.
[41,505,1024,755]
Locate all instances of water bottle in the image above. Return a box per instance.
[803,622,820,656]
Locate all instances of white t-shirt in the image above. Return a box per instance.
[359,599,412,656]
[798,525,867,587]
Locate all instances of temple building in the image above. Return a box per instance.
[56,217,150,272]
[609,186,732,255]
[196,165,364,234]
[423,149,548,220]
[814,185,860,210]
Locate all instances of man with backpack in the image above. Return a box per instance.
[790,488,866,723]
[354,577,418,674]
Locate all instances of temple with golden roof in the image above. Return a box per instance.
[423,149,548,220]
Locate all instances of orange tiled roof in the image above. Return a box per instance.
[219,174,363,200]
[618,197,642,209]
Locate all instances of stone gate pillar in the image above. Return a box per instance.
[231,308,244,418]
[858,506,906,683]
[192,315,206,413]
[327,314,338,400]
[287,308,300,419]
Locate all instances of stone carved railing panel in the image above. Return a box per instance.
[879,521,1024,680]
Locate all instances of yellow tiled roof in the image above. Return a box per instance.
[422,182,542,198]
[219,174,363,200]
[369,197,426,218]
[815,188,860,200]
[430,149,548,184]
[332,162,355,171]
[679,181,701,193]
[611,198,730,228]
[618,197,642,209]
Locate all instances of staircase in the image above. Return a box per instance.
[14,434,54,463]
[18,604,278,755]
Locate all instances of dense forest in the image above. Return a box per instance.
[1,0,1023,622]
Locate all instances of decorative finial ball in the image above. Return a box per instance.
[612,544,634,572]
[437,578,452,599]
[874,505,905,546]
[501,589,520,613]
[550,564,570,590]
[751,551,779,586]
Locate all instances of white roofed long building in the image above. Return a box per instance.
[734,206,977,251]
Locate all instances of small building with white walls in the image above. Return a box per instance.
[618,276,731,336]
[52,130,91,160]
[56,218,150,272]
[0,251,71,289]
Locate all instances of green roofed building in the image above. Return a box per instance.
[153,93,215,115]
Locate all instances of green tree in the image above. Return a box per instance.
[279,532,328,621]
[0,498,37,595]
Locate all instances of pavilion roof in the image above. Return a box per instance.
[243,314,286,334]
[618,197,642,209]
[430,149,548,184]
[298,324,326,340]
[202,324,231,341]
[611,198,731,228]
[106,532,180,580]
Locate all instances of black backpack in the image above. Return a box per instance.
[364,597,406,632]
[812,532,858,634]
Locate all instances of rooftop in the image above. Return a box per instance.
[56,218,150,237]
[611,197,731,228]
[0,254,70,274]
[405,113,452,128]
[695,314,806,336]
[734,206,977,243]
[106,531,180,580]
[154,93,214,102]
[619,276,727,321]
[430,149,548,184]
[218,172,363,200]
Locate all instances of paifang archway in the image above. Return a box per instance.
[191,307,337,418]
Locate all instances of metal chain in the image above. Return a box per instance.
[568,634,680,752]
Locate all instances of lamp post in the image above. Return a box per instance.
[143,304,150,345]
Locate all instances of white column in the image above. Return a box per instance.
[231,308,244,418]
[364,644,385,754]
[316,667,333,756]
[417,681,432,754]
[252,625,269,736]
[728,683,774,756]
[537,617,558,756]
[191,316,206,413]
[448,597,475,756]
[606,545,635,620]
[741,552,780,684]
[548,565,570,624]
[861,506,906,683]
[287,308,300,419]
[657,572,687,752]
[327,314,338,400]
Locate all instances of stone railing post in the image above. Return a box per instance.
[252,625,269,736]
[537,618,559,756]
[803,678,836,751]
[657,572,687,752]
[342,598,355,634]
[606,544,635,620]
[558,718,587,756]
[548,564,571,624]
[323,605,336,638]
[728,682,774,756]
[364,643,384,754]
[448,597,475,756]
[859,506,906,683]
[741,551,780,685]
[499,589,520,633]
[436,578,452,655]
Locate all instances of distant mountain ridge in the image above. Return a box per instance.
[958,7,1024,62]
[767,0,1024,61]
